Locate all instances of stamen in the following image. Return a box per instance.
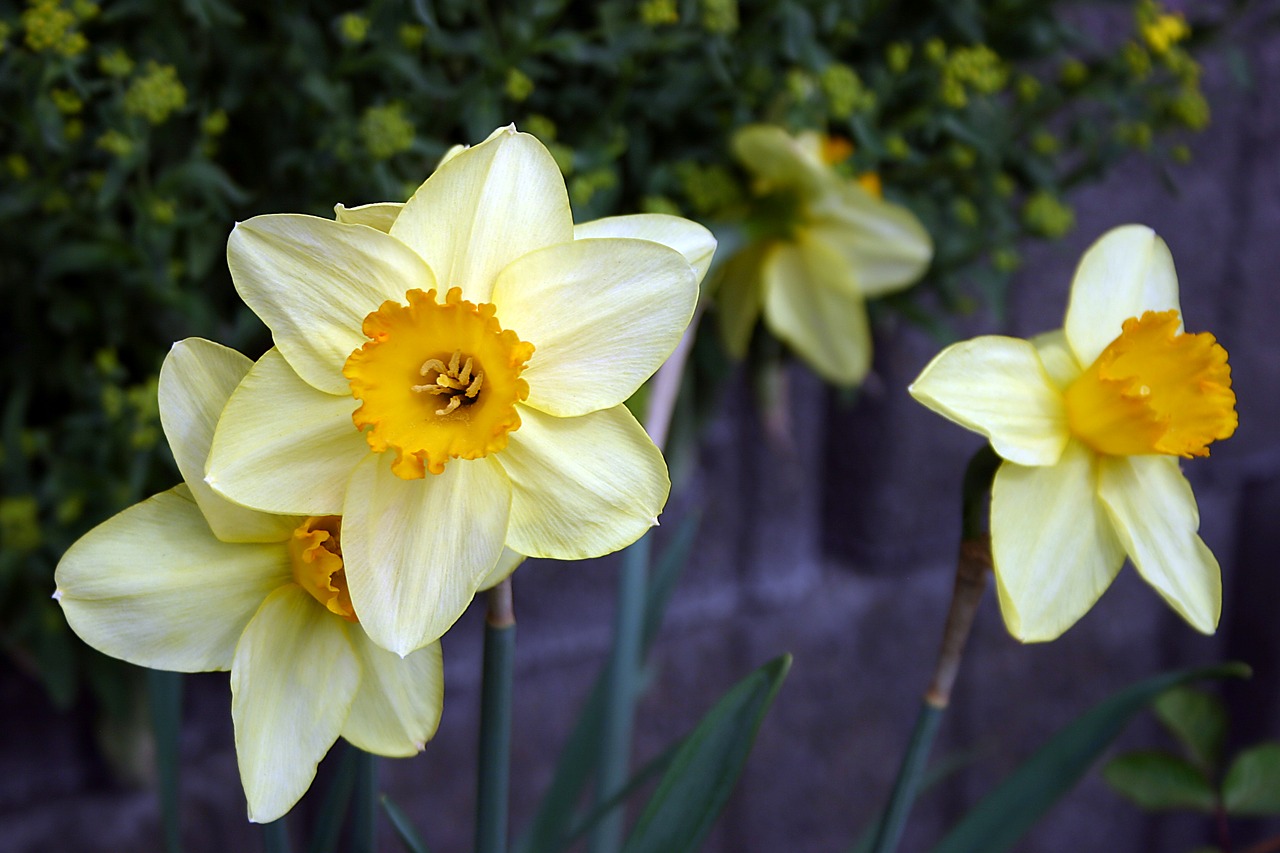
[411,349,486,417]
[436,397,462,416]
[420,358,447,376]
[465,374,483,398]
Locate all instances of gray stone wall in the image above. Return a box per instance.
[4,15,1279,853]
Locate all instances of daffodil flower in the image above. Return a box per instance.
[205,126,714,655]
[716,125,933,385]
[55,339,444,823]
[910,225,1236,641]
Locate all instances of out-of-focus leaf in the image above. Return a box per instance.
[1153,687,1227,773]
[930,663,1249,853]
[1223,743,1280,816]
[381,794,430,853]
[622,654,792,853]
[1102,750,1216,812]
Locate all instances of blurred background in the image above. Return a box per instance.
[2,0,1277,850]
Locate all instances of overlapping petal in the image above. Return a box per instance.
[761,238,871,385]
[713,242,768,359]
[390,127,573,304]
[574,214,717,283]
[228,214,437,394]
[334,202,402,232]
[232,585,360,823]
[341,634,444,756]
[206,349,369,517]
[55,486,291,672]
[1030,330,1083,391]
[909,336,1069,467]
[990,441,1127,642]
[732,124,827,194]
[498,404,668,560]
[1097,455,1221,633]
[493,238,697,416]
[1064,224,1181,367]
[478,548,527,591]
[159,338,297,544]
[342,455,512,655]
[808,185,934,297]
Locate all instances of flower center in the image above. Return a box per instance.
[343,287,535,479]
[1064,310,1236,458]
[288,516,356,622]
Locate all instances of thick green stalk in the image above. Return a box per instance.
[147,669,183,853]
[352,749,379,853]
[866,446,998,853]
[476,579,516,853]
[261,818,291,853]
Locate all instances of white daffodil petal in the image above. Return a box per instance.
[762,238,871,385]
[493,238,697,417]
[228,214,437,395]
[497,405,668,560]
[990,442,1127,642]
[808,187,933,297]
[342,455,511,656]
[909,336,1069,467]
[206,349,368,516]
[341,634,444,756]
[334,202,403,233]
[478,547,526,591]
[159,339,298,544]
[732,124,827,194]
[574,214,717,284]
[55,486,290,672]
[390,127,573,304]
[1097,455,1221,634]
[232,585,360,823]
[1030,329,1083,392]
[1064,224,1182,367]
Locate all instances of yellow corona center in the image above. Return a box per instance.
[343,287,535,479]
[288,516,357,622]
[1064,310,1236,458]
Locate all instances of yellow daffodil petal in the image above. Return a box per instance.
[390,127,572,304]
[228,214,437,395]
[497,404,668,560]
[341,633,443,756]
[808,185,933,297]
[493,238,697,417]
[1064,224,1181,368]
[732,124,827,194]
[334,201,403,232]
[762,239,871,385]
[713,242,768,359]
[909,336,1070,467]
[574,214,718,284]
[478,547,527,591]
[342,454,511,656]
[159,338,297,544]
[232,584,360,823]
[1097,455,1221,633]
[207,349,369,516]
[990,442,1127,642]
[55,485,290,672]
[1031,329,1083,391]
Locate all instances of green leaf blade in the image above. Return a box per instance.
[1103,750,1217,812]
[1223,743,1280,816]
[1153,687,1227,773]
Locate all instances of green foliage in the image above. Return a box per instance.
[0,0,1227,715]
[1102,750,1216,812]
[1154,686,1228,773]
[1222,744,1280,816]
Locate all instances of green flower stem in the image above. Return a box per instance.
[868,446,999,853]
[261,817,291,853]
[476,578,516,853]
[588,318,698,853]
[147,669,183,853]
[352,749,379,853]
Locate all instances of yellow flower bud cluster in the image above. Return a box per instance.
[886,42,912,74]
[640,0,678,26]
[6,153,31,179]
[338,12,370,45]
[359,102,415,160]
[51,87,83,113]
[821,64,876,119]
[504,68,535,102]
[0,495,43,553]
[123,62,187,125]
[1137,0,1189,55]
[675,161,743,216]
[95,129,133,158]
[568,166,618,208]
[701,0,738,34]
[939,44,1008,108]
[97,47,133,77]
[1021,190,1075,238]
[21,0,88,56]
[398,23,427,49]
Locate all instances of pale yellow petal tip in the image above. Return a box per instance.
[52,588,63,602]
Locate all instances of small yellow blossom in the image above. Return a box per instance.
[1022,190,1075,238]
[821,64,875,118]
[7,153,31,180]
[675,161,742,217]
[1015,74,1041,103]
[504,68,535,102]
[923,38,947,64]
[398,23,426,49]
[96,129,133,158]
[72,0,97,19]
[1116,121,1153,151]
[785,68,816,102]
[359,102,415,160]
[641,195,682,216]
[148,197,177,224]
[1169,87,1210,130]
[1060,58,1089,87]
[123,62,187,125]
[569,166,618,209]
[51,87,83,114]
[202,108,229,136]
[523,114,557,142]
[22,0,87,56]
[884,134,911,161]
[97,47,134,77]
[886,42,912,74]
[911,225,1234,641]
[64,118,84,141]
[338,12,370,44]
[952,198,979,227]
[1,495,42,552]
[640,0,678,26]
[1122,41,1152,80]
[701,0,738,33]
[1031,130,1059,155]
[1139,0,1190,55]
[1171,144,1193,164]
